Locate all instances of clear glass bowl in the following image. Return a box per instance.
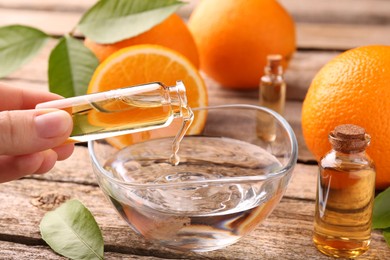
[88,104,298,252]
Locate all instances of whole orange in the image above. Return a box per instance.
[188,0,296,89]
[302,45,390,189]
[84,14,199,68]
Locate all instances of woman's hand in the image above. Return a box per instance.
[0,83,74,183]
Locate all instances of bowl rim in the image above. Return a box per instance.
[88,104,298,188]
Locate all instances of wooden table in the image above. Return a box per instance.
[0,1,389,259]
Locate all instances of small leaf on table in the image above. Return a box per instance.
[77,0,185,44]
[40,199,104,260]
[373,187,390,229]
[48,35,99,97]
[0,25,49,78]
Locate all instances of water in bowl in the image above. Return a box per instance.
[103,136,285,252]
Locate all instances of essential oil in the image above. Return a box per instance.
[257,54,286,142]
[36,81,194,165]
[313,124,376,258]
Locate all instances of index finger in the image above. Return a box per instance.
[0,82,63,111]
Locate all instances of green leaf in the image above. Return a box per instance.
[77,0,185,44]
[384,228,390,247]
[40,199,104,260]
[0,25,49,78]
[48,35,99,97]
[373,187,390,229]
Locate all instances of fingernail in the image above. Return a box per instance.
[35,110,72,138]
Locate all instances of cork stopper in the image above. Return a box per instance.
[329,124,370,153]
[266,54,283,75]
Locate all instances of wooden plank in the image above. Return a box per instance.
[0,0,94,12]
[0,0,195,18]
[0,8,80,35]
[1,176,389,259]
[279,0,390,25]
[285,164,317,201]
[0,6,388,51]
[0,3,196,35]
[285,51,339,100]
[0,242,67,260]
[297,23,390,50]
[0,241,169,259]
[1,0,389,26]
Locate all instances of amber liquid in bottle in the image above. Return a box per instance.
[313,124,375,258]
[257,55,286,142]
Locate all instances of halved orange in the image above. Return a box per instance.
[87,44,208,149]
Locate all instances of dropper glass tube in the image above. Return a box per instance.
[36,81,193,143]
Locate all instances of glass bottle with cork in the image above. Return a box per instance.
[313,124,376,258]
[257,54,286,142]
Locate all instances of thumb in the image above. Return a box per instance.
[0,109,73,155]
